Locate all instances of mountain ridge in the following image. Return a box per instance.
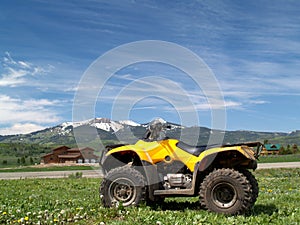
[0,118,299,147]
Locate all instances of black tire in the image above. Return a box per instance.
[199,168,252,215]
[100,165,146,207]
[239,169,259,208]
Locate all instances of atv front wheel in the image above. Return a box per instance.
[199,168,252,215]
[100,165,146,207]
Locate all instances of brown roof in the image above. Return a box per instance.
[67,149,80,153]
[68,147,94,152]
[52,146,70,152]
[58,154,81,159]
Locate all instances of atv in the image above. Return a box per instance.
[100,119,262,215]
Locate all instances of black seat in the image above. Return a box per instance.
[176,141,210,157]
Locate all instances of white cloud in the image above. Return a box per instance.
[0,123,46,135]
[0,95,61,125]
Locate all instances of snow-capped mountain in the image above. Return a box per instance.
[58,118,182,134]
[60,118,141,133]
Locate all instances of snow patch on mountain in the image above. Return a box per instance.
[119,120,140,127]
[91,120,123,132]
[61,119,91,129]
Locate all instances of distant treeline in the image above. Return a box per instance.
[278,144,300,155]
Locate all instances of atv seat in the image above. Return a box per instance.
[176,141,209,156]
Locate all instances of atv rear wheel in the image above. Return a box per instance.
[199,168,252,215]
[100,165,146,207]
[239,169,259,208]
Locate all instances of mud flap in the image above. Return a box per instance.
[141,160,160,201]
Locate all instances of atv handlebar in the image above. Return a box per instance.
[143,120,171,141]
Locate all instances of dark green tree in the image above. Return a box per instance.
[286,144,292,154]
[292,144,298,154]
[20,156,26,165]
[279,146,286,155]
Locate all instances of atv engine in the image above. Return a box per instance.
[163,174,192,189]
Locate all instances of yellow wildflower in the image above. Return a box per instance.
[2,212,7,215]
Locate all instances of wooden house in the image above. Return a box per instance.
[261,144,281,155]
[41,146,99,164]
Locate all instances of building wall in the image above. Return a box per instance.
[43,154,57,164]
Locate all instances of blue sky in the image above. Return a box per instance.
[0,0,300,135]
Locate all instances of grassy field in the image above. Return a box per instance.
[0,168,299,224]
[0,155,41,168]
[258,154,300,163]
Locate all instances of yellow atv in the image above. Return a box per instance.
[100,119,262,215]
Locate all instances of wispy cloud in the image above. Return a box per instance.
[95,75,237,112]
[218,59,300,98]
[161,100,241,112]
[0,52,51,87]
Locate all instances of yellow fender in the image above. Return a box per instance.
[104,140,257,172]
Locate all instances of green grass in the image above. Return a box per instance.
[0,154,40,168]
[0,168,300,224]
[258,154,300,163]
[0,155,21,168]
[0,165,96,173]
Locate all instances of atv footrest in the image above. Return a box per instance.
[154,188,194,196]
